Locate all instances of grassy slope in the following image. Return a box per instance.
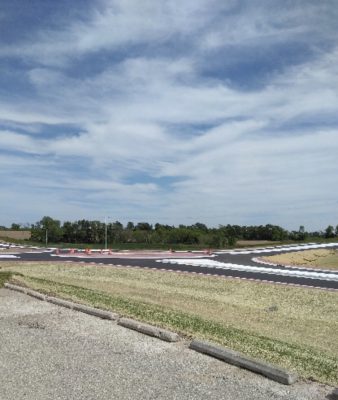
[1,261,337,385]
[263,249,338,270]
[0,271,12,287]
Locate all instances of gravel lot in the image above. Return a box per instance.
[0,288,333,400]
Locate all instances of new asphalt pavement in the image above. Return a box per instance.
[1,243,338,290]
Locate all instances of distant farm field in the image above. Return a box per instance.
[236,240,276,246]
[1,261,337,385]
[0,230,31,240]
[262,249,338,270]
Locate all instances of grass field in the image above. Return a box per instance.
[236,240,276,246]
[262,249,338,270]
[0,261,337,385]
[0,271,12,287]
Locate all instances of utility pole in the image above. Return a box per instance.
[105,216,108,250]
[104,216,112,250]
[45,228,48,247]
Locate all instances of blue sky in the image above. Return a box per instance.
[0,0,337,230]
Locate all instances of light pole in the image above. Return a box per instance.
[45,228,48,247]
[104,216,112,249]
[104,217,107,249]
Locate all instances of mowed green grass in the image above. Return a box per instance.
[263,249,338,270]
[1,261,337,385]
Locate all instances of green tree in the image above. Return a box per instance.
[109,221,124,244]
[298,225,308,241]
[190,222,208,232]
[325,225,335,239]
[11,223,21,230]
[227,236,237,247]
[135,222,152,231]
[62,221,74,243]
[126,221,135,230]
[31,216,63,243]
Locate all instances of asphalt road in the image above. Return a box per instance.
[0,288,333,400]
[1,244,338,290]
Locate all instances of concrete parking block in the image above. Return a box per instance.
[4,283,27,294]
[72,303,118,320]
[25,288,46,301]
[118,318,180,342]
[189,339,298,385]
[47,296,75,309]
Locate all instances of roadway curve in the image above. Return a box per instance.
[1,243,338,291]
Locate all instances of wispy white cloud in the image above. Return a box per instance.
[199,1,337,50]
[0,0,337,229]
[0,0,223,66]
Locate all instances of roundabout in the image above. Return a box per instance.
[1,242,338,290]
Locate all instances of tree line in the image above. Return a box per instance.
[4,217,338,247]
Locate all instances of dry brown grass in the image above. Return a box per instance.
[0,248,38,254]
[2,261,337,354]
[236,240,275,246]
[1,261,337,384]
[262,249,338,270]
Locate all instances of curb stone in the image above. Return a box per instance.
[47,296,75,309]
[118,318,180,342]
[3,283,306,386]
[189,339,298,385]
[25,288,46,301]
[72,303,118,320]
[4,283,27,294]
[5,284,46,301]
[46,297,118,319]
[4,284,117,320]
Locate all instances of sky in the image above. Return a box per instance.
[0,0,337,230]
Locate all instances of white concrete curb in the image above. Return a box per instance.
[189,339,298,385]
[25,288,46,301]
[4,283,117,320]
[72,303,118,320]
[4,283,27,294]
[118,317,180,342]
[47,296,75,309]
[46,297,118,320]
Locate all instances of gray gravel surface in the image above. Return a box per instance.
[0,288,333,400]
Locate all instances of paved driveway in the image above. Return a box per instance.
[0,288,333,400]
